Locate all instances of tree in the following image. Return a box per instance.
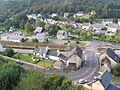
[4,48,15,57]
[14,69,46,90]
[48,24,61,36]
[20,19,26,30]
[25,21,34,35]
[0,62,25,90]
[112,64,120,77]
[45,73,72,90]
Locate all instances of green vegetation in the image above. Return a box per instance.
[37,60,52,68]
[112,78,120,85]
[111,64,120,85]
[0,57,84,90]
[13,53,34,63]
[3,48,15,57]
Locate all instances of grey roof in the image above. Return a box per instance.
[103,19,113,22]
[32,33,46,40]
[93,24,105,29]
[100,70,112,89]
[57,30,67,36]
[106,84,120,90]
[69,46,83,58]
[35,27,46,33]
[83,22,90,26]
[46,49,67,61]
[107,24,119,28]
[107,48,120,63]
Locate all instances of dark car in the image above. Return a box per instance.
[16,60,24,65]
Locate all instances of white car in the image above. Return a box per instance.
[78,79,88,84]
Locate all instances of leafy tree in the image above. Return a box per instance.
[20,19,26,30]
[112,64,120,76]
[4,48,15,57]
[14,69,46,90]
[48,24,61,36]
[32,38,39,43]
[25,21,34,35]
[0,62,25,90]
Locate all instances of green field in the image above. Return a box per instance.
[37,60,52,68]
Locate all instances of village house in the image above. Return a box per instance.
[92,24,105,32]
[67,46,83,70]
[99,48,120,72]
[73,11,84,18]
[90,10,96,15]
[57,30,68,40]
[0,44,3,52]
[64,12,69,18]
[31,33,48,43]
[27,14,37,20]
[82,22,91,30]
[44,19,57,24]
[118,19,120,27]
[34,27,47,34]
[0,31,24,42]
[105,24,119,36]
[51,13,58,17]
[84,70,120,90]
[9,26,17,32]
[102,19,113,25]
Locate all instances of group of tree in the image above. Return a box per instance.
[0,57,84,90]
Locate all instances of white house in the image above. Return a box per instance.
[64,12,69,18]
[118,19,120,27]
[82,22,91,30]
[76,11,84,16]
[92,24,105,32]
[57,30,68,40]
[0,44,3,52]
[102,19,113,25]
[105,24,118,36]
[90,10,96,15]
[27,14,37,20]
[44,19,57,24]
[51,13,58,17]
[0,32,24,42]
[34,27,47,34]
[73,11,84,18]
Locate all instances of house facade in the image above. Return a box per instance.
[99,48,120,72]
[57,30,68,40]
[67,46,83,70]
[102,19,113,25]
[0,31,24,42]
[82,22,91,30]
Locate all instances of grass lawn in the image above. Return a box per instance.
[13,53,52,67]
[112,78,120,85]
[13,53,35,64]
[75,13,92,19]
[37,60,52,68]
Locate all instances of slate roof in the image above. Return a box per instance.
[100,70,112,89]
[69,46,83,58]
[92,24,105,29]
[46,49,67,61]
[57,30,67,36]
[35,27,46,33]
[106,84,120,90]
[32,33,46,40]
[107,48,120,63]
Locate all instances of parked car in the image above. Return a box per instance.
[78,79,88,84]
[15,60,23,65]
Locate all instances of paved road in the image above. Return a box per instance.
[4,40,120,82]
